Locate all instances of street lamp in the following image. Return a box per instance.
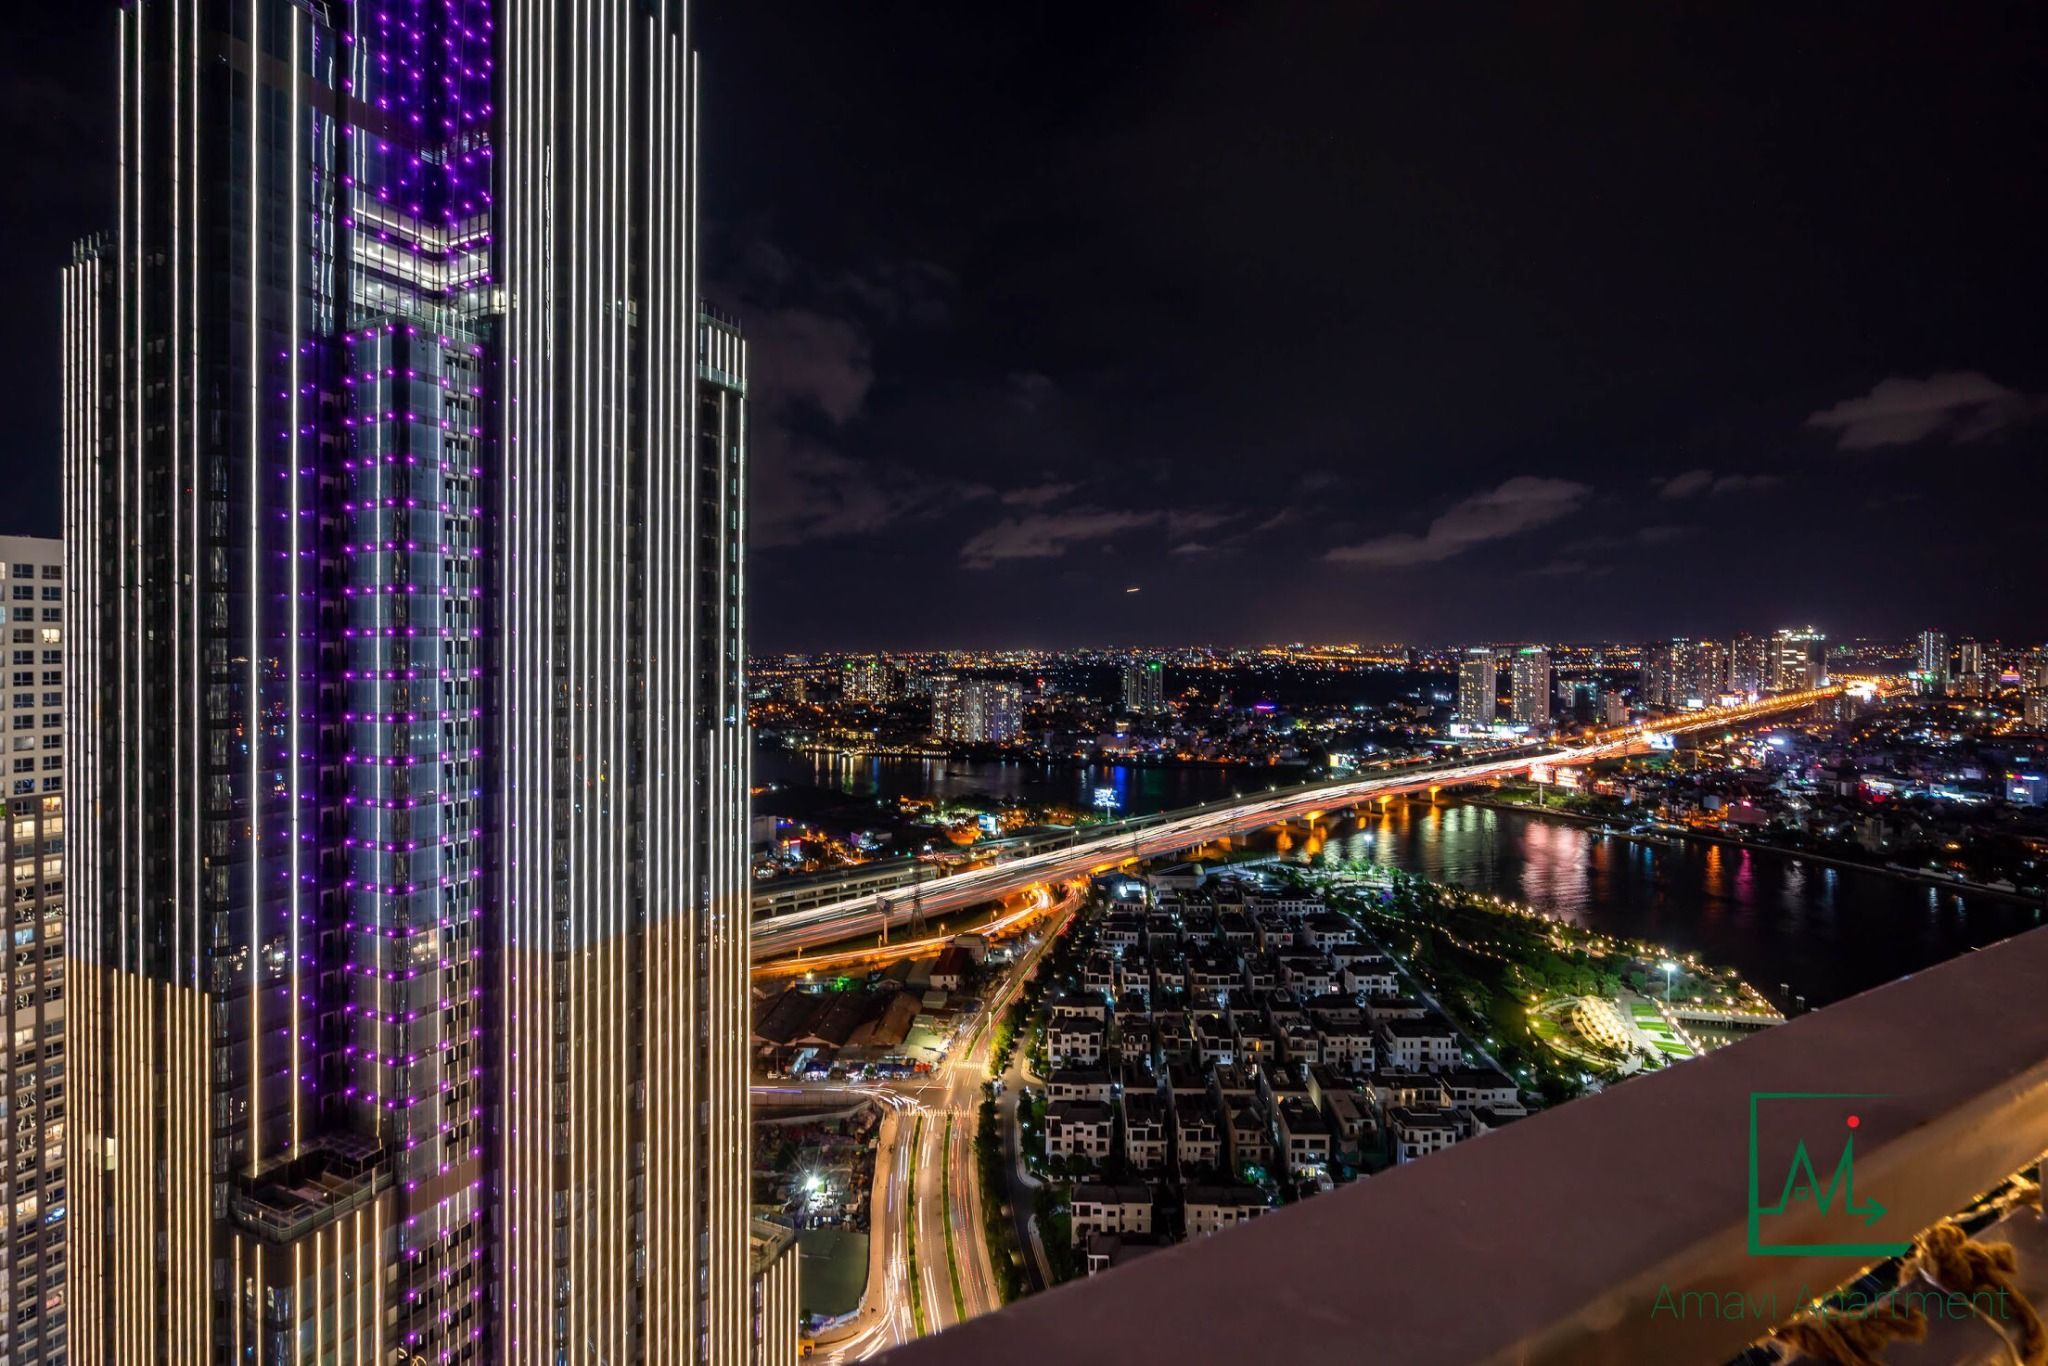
[1660,960,1676,1001]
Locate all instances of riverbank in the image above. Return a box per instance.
[1458,796,2047,907]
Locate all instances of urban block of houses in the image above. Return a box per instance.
[1047,1100,1115,1163]
[1048,1015,1107,1067]
[1376,1016,1461,1072]
[1046,1067,1116,1104]
[1274,1095,1333,1174]
[1184,1184,1271,1238]
[1173,1094,1223,1169]
[1070,1182,1154,1246]
[1390,1106,1463,1164]
[1122,1091,1171,1172]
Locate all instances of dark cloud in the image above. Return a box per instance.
[745,308,874,425]
[1325,477,1591,568]
[1000,480,1080,509]
[1804,372,2042,450]
[959,507,1164,569]
[1656,469,1784,499]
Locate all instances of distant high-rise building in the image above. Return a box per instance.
[2025,692,2048,732]
[934,680,1024,744]
[1456,648,1498,728]
[61,2,756,1360]
[1918,630,1951,695]
[1123,658,1166,714]
[1770,627,1828,692]
[1949,638,1989,698]
[1641,639,1721,709]
[0,537,64,1366]
[1641,640,1678,709]
[1509,647,1553,728]
[1724,633,1767,698]
[1601,691,1630,727]
[843,656,895,705]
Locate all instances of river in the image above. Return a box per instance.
[753,745,2044,1011]
[753,744,1291,816]
[1307,802,2043,1010]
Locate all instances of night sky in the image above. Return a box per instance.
[7,5,2046,649]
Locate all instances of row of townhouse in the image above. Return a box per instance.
[1049,978,1462,1080]
[1048,1049,1529,1178]
[1070,1180,1273,1274]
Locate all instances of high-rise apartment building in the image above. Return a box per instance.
[1456,648,1498,729]
[1601,691,1630,727]
[0,537,66,1365]
[1641,639,1722,709]
[61,3,755,1362]
[1509,647,1552,728]
[1641,640,1677,709]
[1726,633,1766,698]
[1770,627,1828,693]
[1122,659,1166,715]
[933,680,1024,744]
[1955,638,1988,696]
[1918,630,1951,695]
[843,656,895,706]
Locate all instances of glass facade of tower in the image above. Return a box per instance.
[62,2,750,1362]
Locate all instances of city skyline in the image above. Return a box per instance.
[5,7,2048,1366]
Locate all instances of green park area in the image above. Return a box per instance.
[1295,861,1747,1091]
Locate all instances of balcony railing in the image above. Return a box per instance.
[883,923,2048,1366]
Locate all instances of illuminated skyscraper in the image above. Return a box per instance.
[933,679,1024,744]
[1918,629,1951,694]
[62,3,753,1362]
[1601,691,1629,727]
[843,656,895,706]
[1957,638,1987,695]
[1456,648,1498,728]
[1122,658,1166,714]
[1509,647,1552,728]
[0,537,66,1365]
[1770,627,1828,692]
[1641,640,1678,709]
[1726,632,1766,698]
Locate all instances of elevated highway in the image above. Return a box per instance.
[752,684,1860,960]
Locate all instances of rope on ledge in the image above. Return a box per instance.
[1904,1220,2046,1366]
[1766,1158,2047,1366]
[1771,1304,1926,1366]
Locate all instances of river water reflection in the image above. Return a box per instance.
[1311,801,2042,1008]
